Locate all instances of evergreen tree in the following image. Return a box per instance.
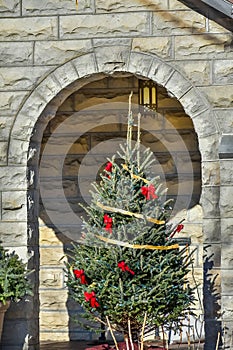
[65,100,196,348]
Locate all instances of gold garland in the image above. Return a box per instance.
[96,235,179,250]
[96,202,165,225]
[122,164,149,184]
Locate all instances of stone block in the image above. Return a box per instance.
[222,296,233,320]
[221,269,233,294]
[95,45,130,74]
[220,159,233,185]
[198,133,219,161]
[165,70,192,100]
[96,0,168,12]
[52,61,79,89]
[0,17,57,41]
[0,141,8,164]
[132,37,172,59]
[192,109,218,137]
[39,223,65,246]
[0,221,27,246]
[200,186,220,218]
[0,42,33,66]
[8,139,31,165]
[0,166,27,190]
[72,53,97,78]
[39,267,64,286]
[213,59,233,84]
[0,116,14,141]
[0,66,51,90]
[152,10,206,35]
[40,311,69,329]
[34,40,92,65]
[168,0,190,9]
[39,290,68,310]
[175,60,211,86]
[221,242,233,271]
[202,161,220,186]
[22,0,93,15]
[202,218,221,243]
[0,0,20,16]
[60,13,150,39]
[215,109,233,134]
[200,85,233,108]
[175,34,233,60]
[179,88,208,118]
[203,243,221,267]
[128,52,153,77]
[220,186,233,218]
[0,91,26,114]
[2,190,27,220]
[40,331,69,342]
[148,59,174,87]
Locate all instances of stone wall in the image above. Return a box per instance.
[0,0,233,349]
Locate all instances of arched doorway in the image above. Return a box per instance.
[39,73,202,341]
[7,50,220,349]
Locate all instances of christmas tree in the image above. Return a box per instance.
[65,96,196,349]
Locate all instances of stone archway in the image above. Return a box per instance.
[7,49,220,349]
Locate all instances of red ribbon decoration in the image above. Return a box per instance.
[167,223,184,240]
[141,184,158,200]
[175,224,184,233]
[73,269,88,284]
[84,291,100,308]
[104,162,112,178]
[103,213,113,233]
[118,261,135,275]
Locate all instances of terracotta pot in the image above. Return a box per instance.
[0,301,10,341]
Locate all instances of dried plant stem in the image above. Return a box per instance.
[128,319,134,350]
[140,312,147,350]
[125,336,130,350]
[106,316,119,350]
[127,91,133,158]
[215,331,220,350]
[137,112,141,170]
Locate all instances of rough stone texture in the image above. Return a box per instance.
[132,37,172,59]
[34,40,92,65]
[0,17,58,41]
[213,59,233,84]
[0,66,52,90]
[60,13,150,39]
[175,34,233,59]
[215,109,233,134]
[0,41,33,66]
[0,1,233,347]
[0,0,20,16]
[152,10,206,35]
[96,0,168,12]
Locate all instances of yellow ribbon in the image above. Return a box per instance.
[96,235,179,250]
[96,202,165,225]
[122,164,149,184]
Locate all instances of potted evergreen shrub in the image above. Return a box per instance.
[0,243,32,340]
[65,104,196,350]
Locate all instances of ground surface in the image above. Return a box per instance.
[40,341,204,350]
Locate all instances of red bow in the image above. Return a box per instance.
[118,261,135,275]
[167,224,184,240]
[104,162,112,178]
[73,269,88,284]
[84,291,100,308]
[175,224,184,233]
[103,213,113,233]
[141,184,158,200]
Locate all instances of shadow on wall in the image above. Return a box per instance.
[203,246,222,350]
